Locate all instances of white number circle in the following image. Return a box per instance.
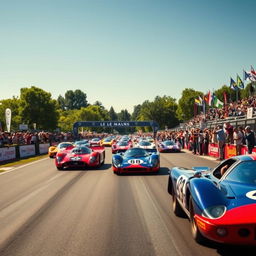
[246,190,256,200]
[128,159,143,165]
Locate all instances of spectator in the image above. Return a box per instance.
[233,127,243,155]
[203,129,209,155]
[214,125,226,160]
[224,122,234,144]
[245,126,255,154]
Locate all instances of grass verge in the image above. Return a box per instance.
[0,155,48,169]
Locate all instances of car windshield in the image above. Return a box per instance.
[225,161,256,185]
[58,143,72,149]
[71,146,92,155]
[163,141,175,146]
[104,138,112,142]
[124,148,148,157]
[139,141,151,146]
[118,142,128,146]
[92,138,100,141]
[75,140,89,145]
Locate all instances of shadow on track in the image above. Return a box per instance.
[115,167,170,176]
[56,163,112,172]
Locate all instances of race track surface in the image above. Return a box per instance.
[0,149,254,256]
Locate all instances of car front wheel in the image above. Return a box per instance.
[189,197,206,244]
[172,188,185,217]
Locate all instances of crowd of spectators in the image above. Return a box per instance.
[157,122,255,158]
[188,95,256,128]
[0,130,113,148]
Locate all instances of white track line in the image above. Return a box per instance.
[0,158,49,176]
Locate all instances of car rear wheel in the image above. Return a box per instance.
[172,188,185,217]
[189,197,206,244]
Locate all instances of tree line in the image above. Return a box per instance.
[0,83,254,132]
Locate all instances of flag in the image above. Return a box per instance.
[244,70,251,81]
[244,69,256,82]
[211,93,216,106]
[251,66,256,76]
[195,98,200,105]
[198,96,203,105]
[237,74,244,89]
[206,91,212,105]
[230,77,238,90]
[213,96,224,108]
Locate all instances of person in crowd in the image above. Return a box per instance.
[203,129,209,155]
[224,122,234,144]
[233,126,244,155]
[214,125,226,160]
[191,129,199,154]
[245,126,255,154]
[198,130,204,155]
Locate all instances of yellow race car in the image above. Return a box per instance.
[48,142,74,158]
[100,137,116,147]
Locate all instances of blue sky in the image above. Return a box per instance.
[0,0,255,112]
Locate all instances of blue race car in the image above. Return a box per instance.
[158,140,181,153]
[112,147,160,174]
[167,155,256,245]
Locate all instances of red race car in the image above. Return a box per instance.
[112,140,132,154]
[55,145,105,170]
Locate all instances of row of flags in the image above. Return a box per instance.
[230,66,256,90]
[195,65,256,109]
[194,92,224,109]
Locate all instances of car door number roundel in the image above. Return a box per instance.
[176,175,188,206]
[128,159,143,165]
[246,190,256,200]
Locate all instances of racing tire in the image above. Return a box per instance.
[57,166,63,170]
[172,188,185,217]
[189,197,206,244]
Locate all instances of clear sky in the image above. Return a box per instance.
[0,0,255,112]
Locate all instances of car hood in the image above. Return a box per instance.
[221,181,256,209]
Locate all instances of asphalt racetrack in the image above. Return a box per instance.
[0,148,254,256]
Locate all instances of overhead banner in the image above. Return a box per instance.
[5,108,12,132]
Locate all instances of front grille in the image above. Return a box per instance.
[122,168,148,172]
[65,161,86,167]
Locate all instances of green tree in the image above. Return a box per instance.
[58,109,79,131]
[19,86,59,130]
[214,85,236,103]
[109,106,118,121]
[177,89,203,121]
[58,89,88,110]
[139,96,179,130]
[0,97,21,131]
[131,104,141,121]
[118,109,131,121]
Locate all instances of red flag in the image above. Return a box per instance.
[251,65,256,76]
[223,92,227,105]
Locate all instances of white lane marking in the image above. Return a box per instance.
[0,158,49,176]
[0,172,65,218]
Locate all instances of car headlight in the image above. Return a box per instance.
[202,205,226,219]
[56,156,64,163]
[113,159,121,167]
[150,158,158,167]
[89,156,97,163]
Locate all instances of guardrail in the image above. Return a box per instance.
[0,143,50,162]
